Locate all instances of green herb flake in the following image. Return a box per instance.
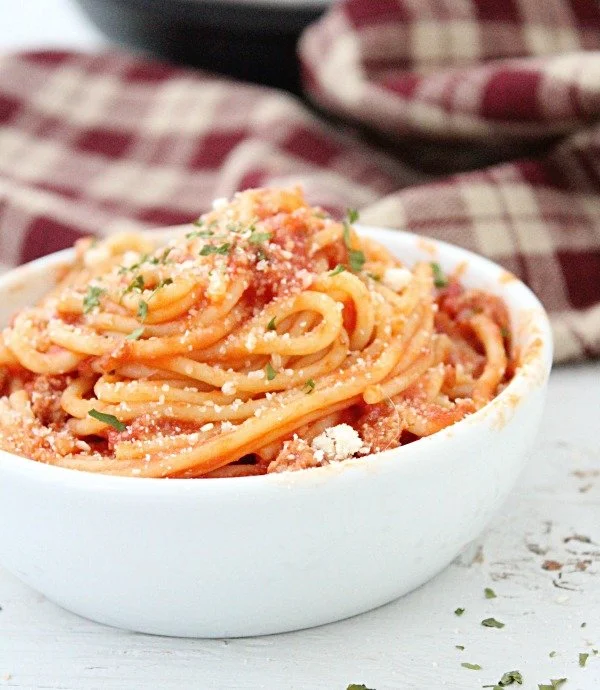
[455,607,465,616]
[484,587,497,599]
[461,663,482,671]
[581,622,586,628]
[303,379,316,394]
[431,262,448,288]
[330,264,346,276]
[481,617,505,628]
[256,248,269,262]
[137,300,148,322]
[495,670,523,686]
[126,327,145,341]
[157,278,174,289]
[118,254,149,274]
[88,409,126,432]
[199,243,231,256]
[266,317,277,331]
[549,651,557,658]
[265,363,277,381]
[501,326,510,338]
[349,249,366,272]
[82,286,106,314]
[342,223,366,273]
[157,247,173,263]
[538,679,567,690]
[346,208,360,224]
[187,228,215,239]
[346,685,374,690]
[124,275,145,295]
[248,232,272,246]
[367,272,381,282]
[455,645,465,651]
[191,218,204,228]
[579,652,589,667]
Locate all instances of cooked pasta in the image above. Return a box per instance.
[0,187,513,477]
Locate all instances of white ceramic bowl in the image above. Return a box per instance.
[0,227,552,638]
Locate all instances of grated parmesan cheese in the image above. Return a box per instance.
[382,267,412,293]
[221,381,237,396]
[311,424,364,463]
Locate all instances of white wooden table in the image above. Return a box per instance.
[1,4,599,688]
[1,362,599,690]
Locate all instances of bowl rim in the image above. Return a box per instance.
[0,225,553,492]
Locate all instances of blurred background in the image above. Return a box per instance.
[2,0,329,94]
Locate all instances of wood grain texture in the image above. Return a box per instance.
[0,363,599,690]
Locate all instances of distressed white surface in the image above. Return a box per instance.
[0,362,598,689]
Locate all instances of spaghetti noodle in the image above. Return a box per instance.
[0,188,513,478]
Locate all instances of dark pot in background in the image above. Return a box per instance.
[73,0,328,94]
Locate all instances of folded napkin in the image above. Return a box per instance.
[0,0,599,361]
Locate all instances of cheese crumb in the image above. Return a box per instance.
[382,267,413,292]
[311,424,364,463]
[221,381,237,396]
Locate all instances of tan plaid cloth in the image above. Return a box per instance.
[1,0,599,361]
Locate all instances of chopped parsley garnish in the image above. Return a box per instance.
[191,218,204,228]
[501,326,510,338]
[481,617,505,628]
[137,300,148,321]
[549,651,557,658]
[303,379,316,394]
[483,670,523,687]
[461,663,482,671]
[431,262,448,288]
[119,254,149,274]
[266,317,277,331]
[156,277,173,289]
[265,363,277,381]
[346,685,374,690]
[367,272,381,281]
[579,652,589,667]
[348,248,365,273]
[151,247,173,264]
[88,409,126,432]
[256,248,268,262]
[342,223,366,273]
[126,327,145,341]
[200,243,231,256]
[226,222,244,234]
[124,275,145,294]
[330,264,346,276]
[455,607,465,616]
[248,231,272,245]
[346,208,360,224]
[538,679,567,690]
[190,230,215,238]
[484,587,497,599]
[83,286,105,314]
[455,645,465,651]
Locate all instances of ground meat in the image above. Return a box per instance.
[357,403,401,453]
[267,437,321,473]
[438,283,509,332]
[24,375,70,427]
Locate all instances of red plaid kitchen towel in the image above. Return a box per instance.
[1,0,600,362]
